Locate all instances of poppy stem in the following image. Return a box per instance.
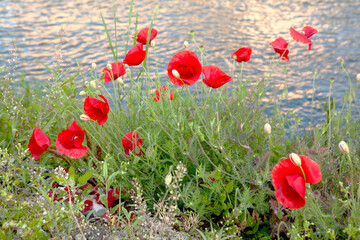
[46,149,71,165]
[240,61,244,82]
[203,88,212,109]
[346,154,355,199]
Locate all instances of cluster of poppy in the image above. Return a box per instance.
[28,25,321,211]
[270,26,318,61]
[48,179,125,216]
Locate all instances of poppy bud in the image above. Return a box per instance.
[184,41,189,49]
[107,63,112,71]
[116,77,124,86]
[99,72,105,79]
[289,153,302,167]
[90,80,97,90]
[79,91,87,96]
[80,114,91,121]
[151,39,156,47]
[356,73,360,82]
[165,173,172,187]
[91,63,97,70]
[85,81,89,85]
[264,123,271,135]
[339,141,349,154]
[172,69,181,79]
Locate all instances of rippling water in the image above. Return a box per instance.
[1,0,359,125]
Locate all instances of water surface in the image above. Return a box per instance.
[1,0,359,125]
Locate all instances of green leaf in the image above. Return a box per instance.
[107,171,121,186]
[225,180,234,193]
[78,170,94,186]
[68,166,76,185]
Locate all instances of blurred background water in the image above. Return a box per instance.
[1,0,359,126]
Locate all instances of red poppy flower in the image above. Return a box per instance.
[101,62,126,83]
[55,120,87,159]
[84,95,110,125]
[96,188,121,208]
[202,65,232,89]
[270,38,290,61]
[167,50,202,86]
[290,26,318,50]
[122,131,143,157]
[136,27,158,45]
[272,155,322,209]
[232,47,252,62]
[28,126,51,160]
[123,43,147,66]
[153,85,174,102]
[81,200,94,213]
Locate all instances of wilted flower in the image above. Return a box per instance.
[289,153,301,167]
[272,154,322,209]
[339,141,349,154]
[264,123,271,135]
[28,126,51,160]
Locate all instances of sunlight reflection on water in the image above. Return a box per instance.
[0,0,359,126]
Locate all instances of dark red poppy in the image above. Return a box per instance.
[81,200,94,213]
[153,85,174,102]
[290,26,317,50]
[123,43,147,66]
[101,62,126,83]
[97,188,121,208]
[167,50,202,86]
[48,191,59,201]
[272,155,322,209]
[270,38,290,61]
[232,47,252,62]
[55,120,87,159]
[202,65,232,89]
[122,131,143,157]
[28,126,51,160]
[136,27,158,45]
[84,95,110,125]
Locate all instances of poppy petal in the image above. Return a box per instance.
[299,155,322,184]
[302,26,318,38]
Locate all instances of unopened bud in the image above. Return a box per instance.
[339,141,349,154]
[172,69,181,79]
[99,72,105,79]
[264,123,271,135]
[80,114,91,121]
[183,41,189,48]
[90,80,97,90]
[107,63,112,71]
[289,153,302,167]
[91,62,97,70]
[84,81,89,85]
[151,40,156,47]
[165,173,172,187]
[79,91,87,96]
[116,77,124,86]
[356,73,360,82]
